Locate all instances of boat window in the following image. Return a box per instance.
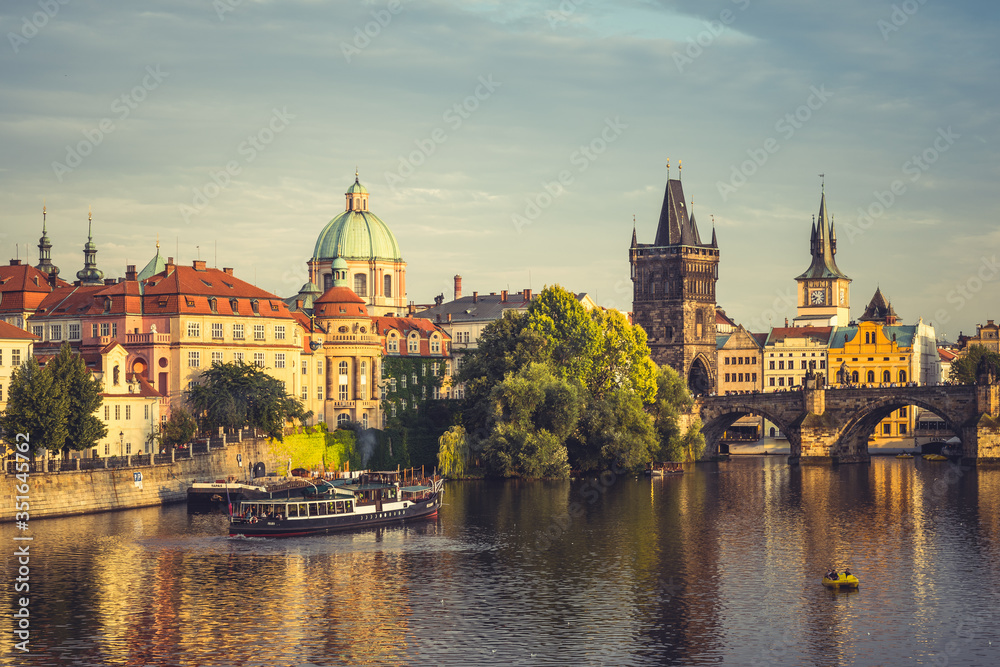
[309,503,319,517]
[299,504,308,517]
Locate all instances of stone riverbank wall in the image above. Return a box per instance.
[2,439,277,523]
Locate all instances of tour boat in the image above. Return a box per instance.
[228,471,444,538]
[822,573,860,589]
[895,453,914,459]
[923,453,948,461]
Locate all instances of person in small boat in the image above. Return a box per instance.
[825,569,837,580]
[843,569,852,578]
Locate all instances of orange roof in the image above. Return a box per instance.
[141,263,295,319]
[0,319,39,340]
[938,348,958,362]
[0,261,68,314]
[314,287,369,318]
[372,315,451,357]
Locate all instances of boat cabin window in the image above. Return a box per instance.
[287,504,298,518]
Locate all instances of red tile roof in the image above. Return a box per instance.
[0,261,68,313]
[372,316,451,357]
[141,263,295,319]
[0,319,39,340]
[938,348,958,362]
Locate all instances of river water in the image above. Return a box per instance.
[3,457,1000,666]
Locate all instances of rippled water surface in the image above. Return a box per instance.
[3,457,1000,666]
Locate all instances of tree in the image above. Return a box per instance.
[525,285,600,383]
[46,342,106,454]
[161,407,197,448]
[186,361,310,441]
[649,366,700,462]
[0,357,69,456]
[950,345,1000,384]
[437,425,469,478]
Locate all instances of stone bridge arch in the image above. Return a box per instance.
[699,396,802,458]
[835,392,967,459]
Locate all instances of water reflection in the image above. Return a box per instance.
[2,458,999,666]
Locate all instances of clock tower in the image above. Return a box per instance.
[792,187,851,326]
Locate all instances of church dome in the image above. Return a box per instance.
[313,176,401,262]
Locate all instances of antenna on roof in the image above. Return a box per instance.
[215,240,217,267]
[197,245,200,260]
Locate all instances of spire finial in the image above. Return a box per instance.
[819,173,825,192]
[355,166,359,182]
[156,233,160,250]
[666,158,670,180]
[42,201,47,232]
[678,159,682,179]
[88,207,93,238]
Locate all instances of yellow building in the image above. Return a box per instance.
[93,342,162,456]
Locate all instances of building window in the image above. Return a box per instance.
[752,373,757,383]
[339,383,348,401]
[91,323,99,338]
[254,352,265,368]
[100,323,110,337]
[801,361,808,370]
[354,273,367,297]
[115,405,121,420]
[820,360,826,370]
[275,325,286,340]
[144,404,149,419]
[301,386,308,400]
[384,274,392,298]
[391,403,397,417]
[275,353,286,369]
[769,361,775,370]
[778,361,784,370]
[317,360,323,375]
[69,323,81,340]
[317,385,323,400]
[188,351,200,367]
[105,405,110,420]
[302,361,308,375]
[778,377,785,387]
[851,371,859,383]
[408,336,418,354]
[899,407,907,418]
[401,375,407,389]
[11,349,19,366]
[234,351,245,363]
[401,399,407,411]
[388,335,398,353]
[360,361,367,385]
[362,413,369,429]
[431,337,441,354]
[49,324,62,340]
[187,322,200,337]
[337,413,350,425]
[883,423,892,435]
[212,322,224,339]
[125,442,131,455]
[725,373,730,382]
[899,370,907,383]
[32,325,44,338]
[867,370,875,383]
[212,351,224,365]
[411,373,417,386]
[233,324,245,340]
[390,378,397,392]
[899,424,908,435]
[125,405,131,420]
[254,324,265,341]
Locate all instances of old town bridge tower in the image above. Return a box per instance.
[630,165,719,393]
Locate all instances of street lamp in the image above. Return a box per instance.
[119,430,124,456]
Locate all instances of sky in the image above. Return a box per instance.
[1,0,998,341]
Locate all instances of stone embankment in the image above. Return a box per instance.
[2,439,277,522]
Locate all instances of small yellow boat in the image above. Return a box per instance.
[896,453,914,459]
[822,573,860,589]
[923,454,947,461]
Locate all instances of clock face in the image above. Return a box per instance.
[810,290,825,305]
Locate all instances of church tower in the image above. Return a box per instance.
[630,163,719,393]
[76,209,104,285]
[35,204,59,278]
[792,185,851,326]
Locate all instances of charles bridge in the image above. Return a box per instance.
[696,371,1000,465]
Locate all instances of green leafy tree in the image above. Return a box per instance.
[161,407,197,448]
[187,361,310,441]
[572,388,657,471]
[437,425,469,478]
[663,419,707,463]
[46,342,106,454]
[650,365,699,462]
[1,357,69,455]
[525,285,600,383]
[588,307,658,403]
[950,345,1000,384]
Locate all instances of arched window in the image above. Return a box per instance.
[324,274,333,290]
[769,427,776,437]
[354,273,367,297]
[865,332,871,344]
[867,370,875,383]
[899,370,907,383]
[338,361,348,376]
[384,274,392,298]
[337,414,350,426]
[851,371,859,383]
[883,370,891,383]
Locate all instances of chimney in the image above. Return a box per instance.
[785,318,789,327]
[523,288,532,301]
[408,301,415,315]
[501,290,508,302]
[454,275,462,301]
[473,291,478,303]
[436,313,441,323]
[223,267,234,276]
[447,313,452,323]
[9,259,21,266]
[104,278,116,285]
[193,260,207,271]
[125,264,137,281]
[48,271,58,288]
[166,257,175,276]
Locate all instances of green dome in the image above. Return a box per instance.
[313,210,402,262]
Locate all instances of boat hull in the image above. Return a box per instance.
[822,575,860,589]
[228,494,442,538]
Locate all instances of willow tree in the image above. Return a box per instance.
[437,425,469,478]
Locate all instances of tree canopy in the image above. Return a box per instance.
[46,342,107,453]
[186,361,311,441]
[950,345,1000,384]
[454,285,697,477]
[1,356,69,455]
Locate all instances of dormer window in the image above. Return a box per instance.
[208,297,218,314]
[251,299,259,314]
[230,298,239,314]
